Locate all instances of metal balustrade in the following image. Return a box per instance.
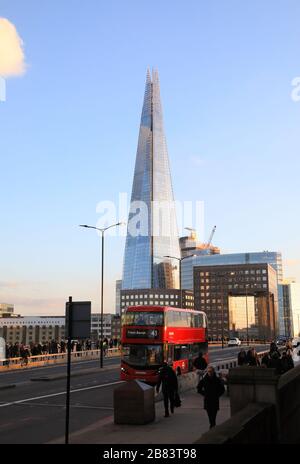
[0,347,121,371]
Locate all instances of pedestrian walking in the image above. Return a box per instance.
[237,348,248,366]
[156,362,178,418]
[261,352,270,368]
[193,351,208,381]
[285,340,293,352]
[103,340,108,356]
[281,351,294,373]
[247,347,260,366]
[268,351,283,375]
[270,341,280,356]
[197,366,225,429]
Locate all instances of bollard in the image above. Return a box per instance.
[114,380,155,425]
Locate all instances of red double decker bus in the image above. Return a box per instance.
[120,305,208,384]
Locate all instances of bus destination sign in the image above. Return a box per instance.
[126,328,159,339]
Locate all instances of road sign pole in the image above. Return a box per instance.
[65,296,72,445]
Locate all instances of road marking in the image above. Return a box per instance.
[0,357,120,376]
[0,380,124,408]
[17,402,114,410]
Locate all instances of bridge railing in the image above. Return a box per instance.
[0,347,121,371]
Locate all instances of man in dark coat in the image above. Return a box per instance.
[268,351,283,375]
[193,351,208,370]
[156,362,178,417]
[198,366,225,428]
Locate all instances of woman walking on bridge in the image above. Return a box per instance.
[197,365,225,429]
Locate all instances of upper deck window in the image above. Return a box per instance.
[123,312,164,326]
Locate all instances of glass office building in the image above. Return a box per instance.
[182,251,283,329]
[194,263,278,340]
[181,251,283,290]
[122,70,180,290]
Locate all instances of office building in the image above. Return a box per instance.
[279,279,300,338]
[182,251,283,326]
[111,315,121,341]
[182,251,283,290]
[120,288,194,313]
[0,303,17,318]
[0,316,65,345]
[115,280,122,316]
[194,263,278,341]
[91,313,113,340]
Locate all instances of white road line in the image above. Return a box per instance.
[0,358,120,376]
[15,402,114,410]
[0,380,124,408]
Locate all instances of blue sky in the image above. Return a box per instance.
[1,0,300,315]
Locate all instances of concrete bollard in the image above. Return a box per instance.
[114,380,155,425]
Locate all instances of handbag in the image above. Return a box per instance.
[174,391,181,407]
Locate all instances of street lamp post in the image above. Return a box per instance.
[219,271,235,349]
[79,222,124,368]
[245,284,249,346]
[220,275,225,349]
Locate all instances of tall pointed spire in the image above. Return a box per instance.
[122,70,180,290]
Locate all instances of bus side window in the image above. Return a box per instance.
[173,312,180,327]
[186,312,192,328]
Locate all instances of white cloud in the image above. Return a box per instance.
[0,18,26,77]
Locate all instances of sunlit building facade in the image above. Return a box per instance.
[194,263,278,341]
[280,279,300,338]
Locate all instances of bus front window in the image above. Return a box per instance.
[122,344,163,367]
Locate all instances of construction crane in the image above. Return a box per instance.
[205,225,216,249]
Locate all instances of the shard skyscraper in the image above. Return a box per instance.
[122,69,180,290]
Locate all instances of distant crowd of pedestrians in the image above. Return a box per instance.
[237,340,294,374]
[5,337,121,361]
[94,337,120,354]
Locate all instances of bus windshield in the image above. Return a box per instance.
[122,344,163,367]
[123,311,164,326]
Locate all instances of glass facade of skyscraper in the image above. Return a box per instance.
[122,70,180,290]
